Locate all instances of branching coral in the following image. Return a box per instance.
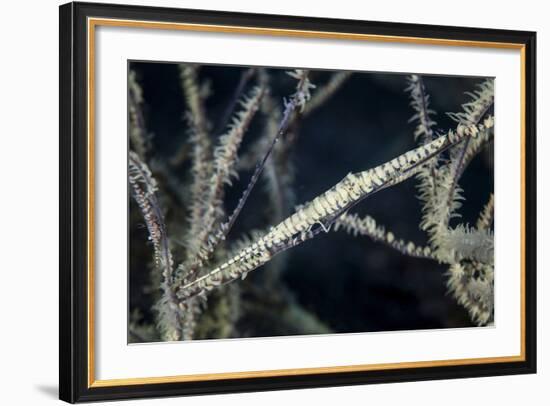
[403,77,495,325]
[128,66,495,342]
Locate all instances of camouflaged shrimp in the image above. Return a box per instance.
[177,119,492,301]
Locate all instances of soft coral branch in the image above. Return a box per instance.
[128,151,182,340]
[334,213,434,259]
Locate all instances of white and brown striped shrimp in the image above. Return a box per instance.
[177,120,491,301]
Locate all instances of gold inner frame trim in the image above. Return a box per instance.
[87,17,527,388]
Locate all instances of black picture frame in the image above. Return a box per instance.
[59,1,537,403]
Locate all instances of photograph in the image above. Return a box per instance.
[56,2,537,402]
[127,62,495,343]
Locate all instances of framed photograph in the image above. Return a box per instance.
[59,1,536,403]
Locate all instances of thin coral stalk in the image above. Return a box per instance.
[406,74,439,195]
[444,80,494,225]
[235,81,296,219]
[214,68,257,135]
[178,65,211,154]
[128,70,150,159]
[476,193,494,231]
[257,78,291,221]
[406,74,437,144]
[334,213,434,259]
[128,151,182,340]
[182,119,212,253]
[460,116,494,178]
[178,65,214,270]
[302,72,351,117]
[181,85,266,280]
[446,260,494,325]
[214,70,315,243]
[234,92,293,221]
